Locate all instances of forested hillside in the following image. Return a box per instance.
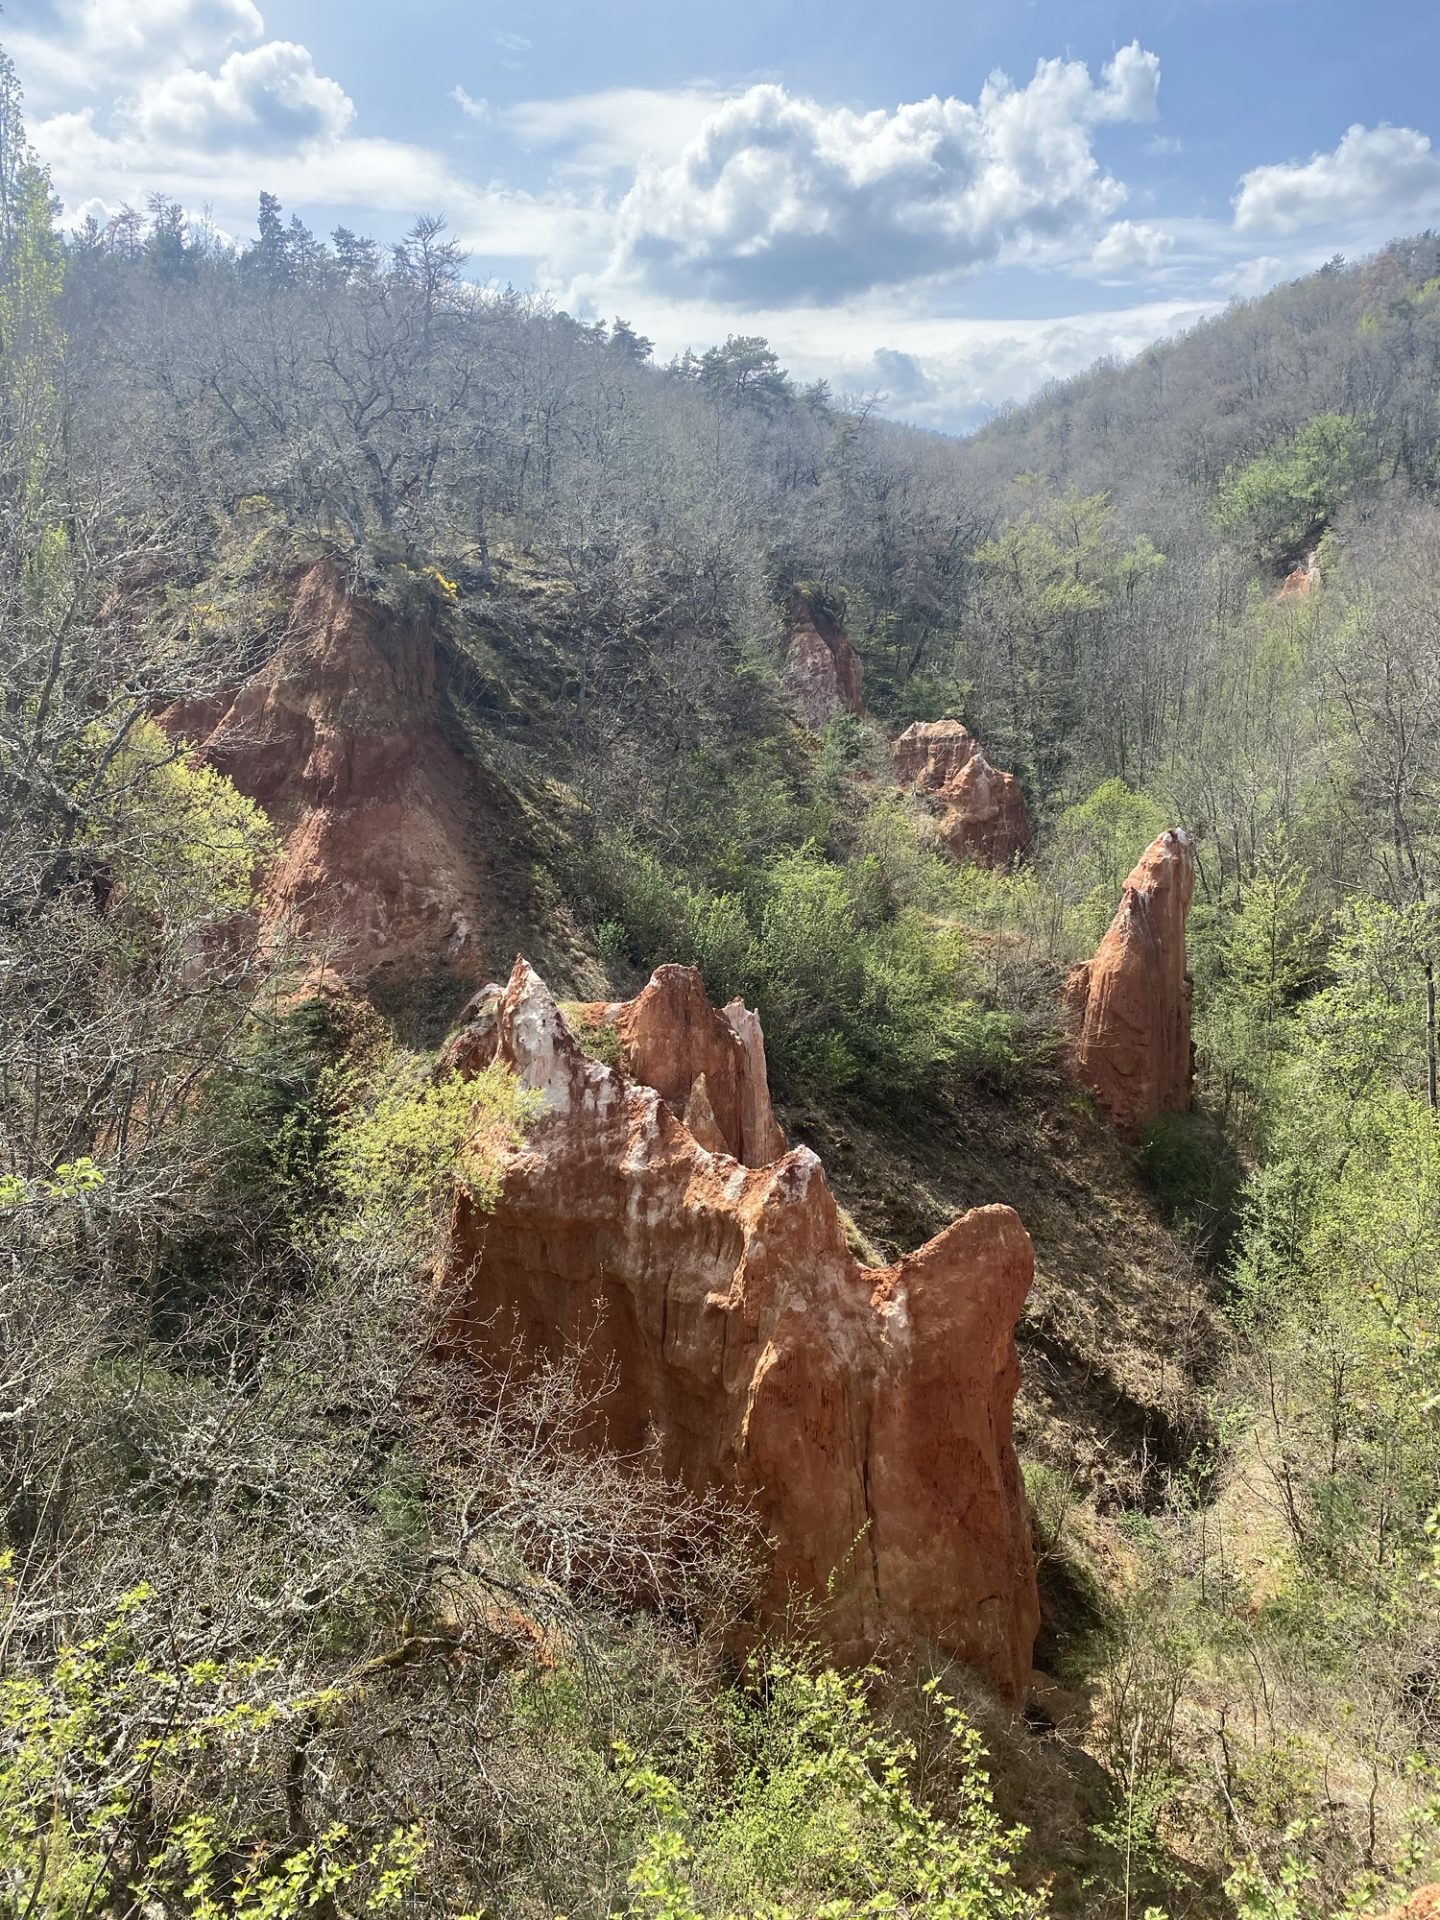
[1,35,1438,1920]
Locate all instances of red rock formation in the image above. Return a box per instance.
[158,561,491,981]
[441,958,1040,1701]
[784,597,865,728]
[1063,829,1196,1135]
[1370,1893,1440,1920]
[1277,551,1320,599]
[892,720,1031,866]
[572,964,786,1168]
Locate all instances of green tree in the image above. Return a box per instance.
[697,335,794,412]
[975,482,1163,800]
[1214,412,1371,569]
[0,42,63,502]
[1196,827,1319,1127]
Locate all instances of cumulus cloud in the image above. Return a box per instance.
[868,346,937,407]
[1092,218,1174,274]
[134,42,354,148]
[608,45,1162,303]
[1213,254,1293,298]
[19,0,378,217]
[1234,123,1440,235]
[801,296,1213,431]
[6,0,264,102]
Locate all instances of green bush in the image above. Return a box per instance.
[621,1659,1047,1919]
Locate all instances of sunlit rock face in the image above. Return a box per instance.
[571,964,787,1168]
[784,598,865,728]
[892,720,1031,866]
[158,560,489,980]
[1063,828,1196,1136]
[441,958,1040,1701]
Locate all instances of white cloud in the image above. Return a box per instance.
[1234,123,1440,235]
[6,0,264,103]
[503,86,728,172]
[9,8,1216,430]
[33,97,592,261]
[491,30,532,54]
[134,42,354,149]
[452,85,490,122]
[607,45,1162,303]
[1213,253,1292,298]
[829,299,1214,429]
[1093,41,1161,123]
[1092,218,1174,275]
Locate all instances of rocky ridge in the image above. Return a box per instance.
[783,594,866,728]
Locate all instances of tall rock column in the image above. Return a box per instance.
[1064,828,1196,1135]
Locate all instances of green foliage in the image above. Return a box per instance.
[974,482,1164,798]
[0,1156,105,1208]
[90,715,278,922]
[1227,896,1440,1656]
[1046,778,1169,948]
[694,335,794,412]
[1213,413,1371,567]
[621,1661,1047,1919]
[327,1049,541,1235]
[592,833,1020,1101]
[1193,828,1319,1132]
[0,1574,424,1918]
[559,1004,625,1069]
[0,46,63,497]
[1139,1110,1242,1256]
[1222,1841,1320,1920]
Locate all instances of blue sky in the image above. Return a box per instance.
[8,0,1440,428]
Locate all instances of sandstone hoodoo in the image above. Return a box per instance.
[892,719,1031,866]
[783,591,865,728]
[158,560,492,981]
[1064,828,1196,1135]
[442,958,1040,1701]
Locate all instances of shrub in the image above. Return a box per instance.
[327,1050,541,1234]
[622,1660,1048,1919]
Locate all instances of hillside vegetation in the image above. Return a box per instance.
[1,39,1438,1919]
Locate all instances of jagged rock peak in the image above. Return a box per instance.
[441,957,1041,1700]
[158,559,491,981]
[892,719,1031,867]
[570,963,786,1168]
[1063,828,1196,1135]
